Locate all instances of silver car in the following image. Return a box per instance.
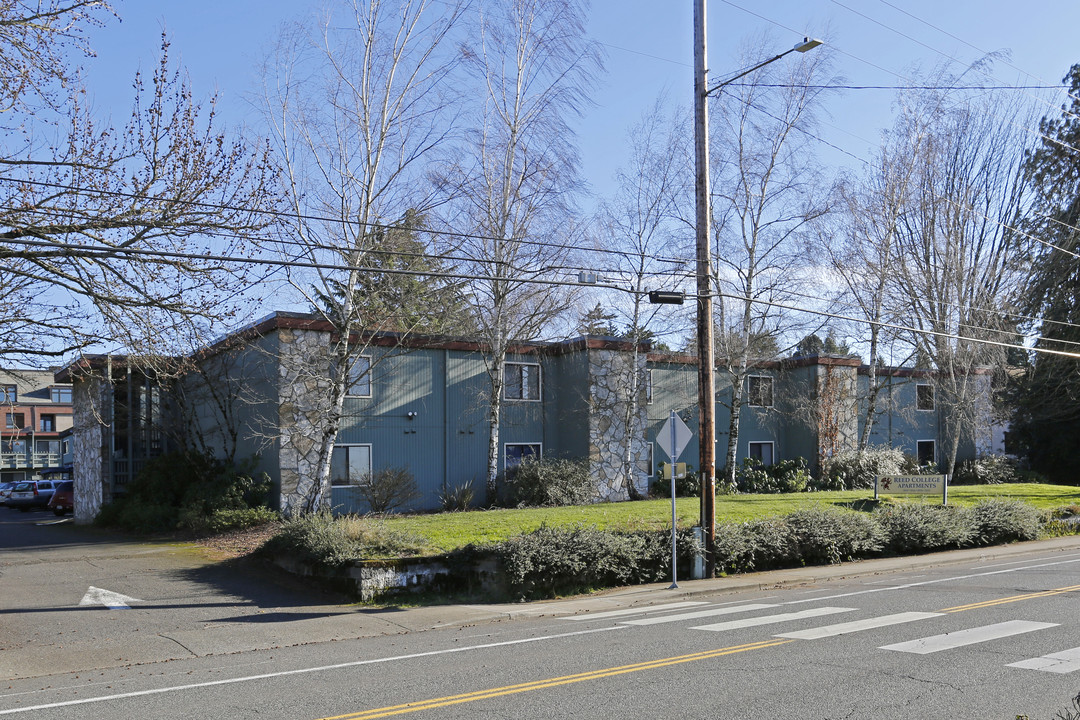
[7,480,57,511]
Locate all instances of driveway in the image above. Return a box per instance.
[0,509,497,680]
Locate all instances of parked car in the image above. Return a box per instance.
[47,480,74,516]
[7,480,57,511]
[0,481,16,506]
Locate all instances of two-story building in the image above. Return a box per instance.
[0,369,73,485]
[58,311,996,521]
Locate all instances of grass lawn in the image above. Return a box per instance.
[379,483,1080,554]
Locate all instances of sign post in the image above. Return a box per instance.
[657,411,693,589]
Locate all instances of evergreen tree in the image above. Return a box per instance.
[1013,64,1080,482]
[576,303,619,337]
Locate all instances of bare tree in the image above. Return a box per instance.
[888,71,1033,474]
[706,36,835,489]
[592,99,687,497]
[0,2,277,365]
[440,0,600,500]
[260,0,466,514]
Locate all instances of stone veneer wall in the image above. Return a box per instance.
[587,348,649,501]
[276,327,336,516]
[72,376,109,524]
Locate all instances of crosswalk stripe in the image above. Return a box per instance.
[620,603,778,626]
[880,620,1058,654]
[690,606,855,632]
[1008,647,1080,674]
[564,602,709,621]
[775,612,943,640]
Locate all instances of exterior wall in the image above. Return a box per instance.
[71,376,107,524]
[275,327,335,515]
[586,347,649,501]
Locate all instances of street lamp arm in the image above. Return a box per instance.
[703,38,823,97]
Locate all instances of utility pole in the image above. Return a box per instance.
[692,0,716,578]
[693,1,821,578]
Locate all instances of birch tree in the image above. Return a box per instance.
[261,0,465,514]
[593,100,686,498]
[707,36,834,489]
[441,0,600,500]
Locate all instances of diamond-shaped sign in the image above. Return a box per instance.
[657,413,693,462]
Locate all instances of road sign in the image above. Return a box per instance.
[657,412,692,462]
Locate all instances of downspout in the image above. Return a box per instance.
[443,348,449,496]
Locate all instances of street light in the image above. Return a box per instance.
[693,0,821,578]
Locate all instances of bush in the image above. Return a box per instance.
[650,464,700,498]
[261,511,358,568]
[439,480,475,512]
[952,454,1022,485]
[876,503,974,554]
[498,524,700,600]
[969,499,1040,545]
[504,457,593,507]
[355,467,422,513]
[821,447,906,491]
[734,457,811,494]
[95,451,272,534]
[199,507,279,534]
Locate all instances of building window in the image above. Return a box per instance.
[5,413,24,429]
[646,442,654,477]
[346,356,372,398]
[747,375,774,408]
[917,440,936,467]
[645,369,653,404]
[50,387,72,404]
[748,441,774,466]
[504,362,541,401]
[39,415,55,432]
[916,383,934,411]
[504,443,541,470]
[1,385,15,403]
[330,444,372,485]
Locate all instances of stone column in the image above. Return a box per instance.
[588,347,649,501]
[71,376,109,524]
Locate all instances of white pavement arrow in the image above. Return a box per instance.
[79,586,142,610]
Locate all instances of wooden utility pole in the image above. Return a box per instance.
[692,0,717,578]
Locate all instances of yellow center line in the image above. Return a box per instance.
[940,583,1080,613]
[317,638,795,720]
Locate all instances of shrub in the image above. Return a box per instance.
[969,499,1039,545]
[95,451,272,534]
[952,454,1022,485]
[784,507,885,565]
[355,467,422,513]
[734,457,811,494]
[821,447,906,491]
[876,503,974,554]
[199,507,279,535]
[439,480,475,512]
[714,517,796,573]
[335,515,428,558]
[498,524,700,600]
[650,464,700,498]
[261,511,358,568]
[504,457,593,507]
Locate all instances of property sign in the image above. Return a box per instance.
[657,413,692,462]
[875,474,948,504]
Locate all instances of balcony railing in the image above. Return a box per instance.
[0,452,65,469]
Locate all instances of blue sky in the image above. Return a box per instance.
[80,0,1080,205]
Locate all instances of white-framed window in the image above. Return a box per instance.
[504,362,541,401]
[50,386,71,404]
[916,439,936,467]
[645,369,653,404]
[748,441,774,466]
[747,375,774,408]
[916,383,934,411]
[646,442,654,477]
[330,444,372,485]
[504,443,541,471]
[1,385,16,403]
[346,356,372,398]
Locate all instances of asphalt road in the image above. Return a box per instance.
[3,507,1080,719]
